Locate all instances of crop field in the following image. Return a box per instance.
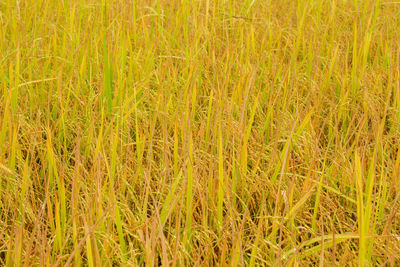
[1,0,400,266]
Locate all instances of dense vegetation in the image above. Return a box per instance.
[1,0,400,265]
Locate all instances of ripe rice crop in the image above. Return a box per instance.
[1,0,400,265]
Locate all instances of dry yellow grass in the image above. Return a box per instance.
[1,0,400,265]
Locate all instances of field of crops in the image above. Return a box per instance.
[1,0,400,265]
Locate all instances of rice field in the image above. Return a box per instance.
[1,0,400,265]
